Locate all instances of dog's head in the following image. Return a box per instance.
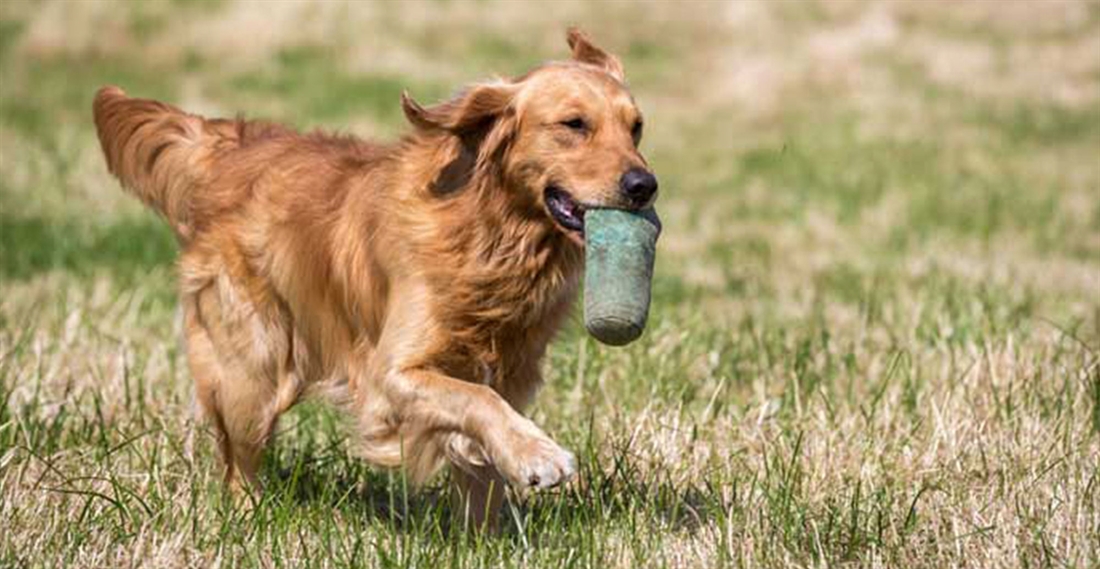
[402,28,656,244]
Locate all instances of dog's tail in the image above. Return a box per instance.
[93,86,235,241]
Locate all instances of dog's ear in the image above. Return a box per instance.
[401,81,518,135]
[566,27,624,82]
[403,82,520,177]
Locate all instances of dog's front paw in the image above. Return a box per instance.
[520,438,577,490]
[495,430,577,490]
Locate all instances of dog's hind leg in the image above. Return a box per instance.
[183,279,297,490]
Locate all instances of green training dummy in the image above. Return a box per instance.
[583,208,661,346]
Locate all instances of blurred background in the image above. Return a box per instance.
[2,1,1097,318]
[1,1,1098,567]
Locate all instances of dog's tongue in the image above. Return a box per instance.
[582,208,661,346]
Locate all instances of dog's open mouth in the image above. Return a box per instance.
[544,186,587,236]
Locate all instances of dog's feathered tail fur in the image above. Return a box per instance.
[93,86,244,241]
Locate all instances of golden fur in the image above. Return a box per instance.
[92,29,653,528]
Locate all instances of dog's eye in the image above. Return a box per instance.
[560,118,588,132]
[631,120,644,144]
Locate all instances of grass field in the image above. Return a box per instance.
[2,1,1099,567]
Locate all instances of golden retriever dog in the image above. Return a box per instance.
[92,28,657,528]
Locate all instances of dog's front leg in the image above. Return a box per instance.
[450,462,506,532]
[376,366,577,490]
[355,363,572,528]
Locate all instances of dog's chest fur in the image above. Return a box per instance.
[419,213,583,389]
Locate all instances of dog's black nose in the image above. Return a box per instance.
[620,168,658,206]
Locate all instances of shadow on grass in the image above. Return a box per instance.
[256,433,720,542]
[0,212,177,281]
